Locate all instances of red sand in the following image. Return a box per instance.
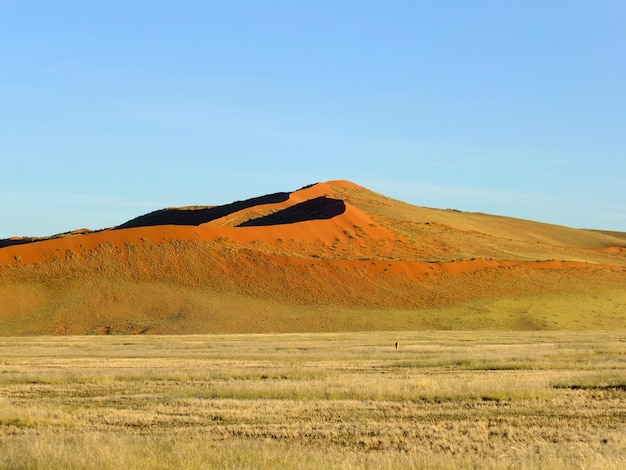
[0,180,396,265]
[0,180,621,280]
[3,180,626,335]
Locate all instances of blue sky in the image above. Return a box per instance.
[2,1,625,238]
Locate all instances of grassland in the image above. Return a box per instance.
[1,331,625,469]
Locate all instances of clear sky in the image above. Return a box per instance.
[2,1,625,238]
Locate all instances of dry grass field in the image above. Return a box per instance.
[1,331,624,469]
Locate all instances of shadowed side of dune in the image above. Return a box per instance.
[0,238,37,249]
[238,197,346,226]
[116,192,290,229]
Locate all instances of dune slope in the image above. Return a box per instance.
[1,180,625,335]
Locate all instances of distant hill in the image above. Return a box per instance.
[1,180,625,335]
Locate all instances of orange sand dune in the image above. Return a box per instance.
[204,180,362,227]
[1,179,624,269]
[0,181,404,266]
[0,225,202,266]
[2,180,623,270]
[1,179,625,335]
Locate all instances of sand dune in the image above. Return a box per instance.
[0,181,405,264]
[2,179,624,267]
[1,180,625,335]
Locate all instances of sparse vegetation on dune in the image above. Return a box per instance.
[0,180,625,334]
[0,332,624,469]
[333,185,626,261]
[0,237,624,335]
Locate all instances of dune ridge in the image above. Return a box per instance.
[1,180,625,335]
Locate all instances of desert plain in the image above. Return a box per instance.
[1,180,625,468]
